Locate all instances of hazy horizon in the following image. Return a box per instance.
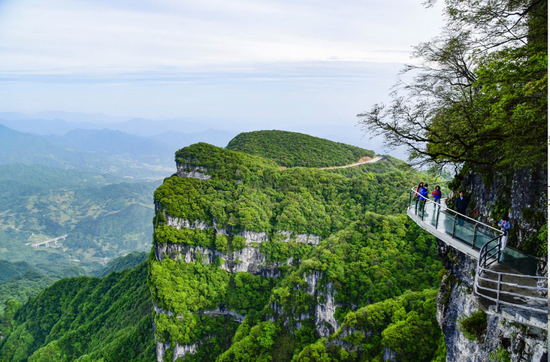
[0,0,446,160]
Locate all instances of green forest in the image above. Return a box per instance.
[0,261,155,362]
[148,136,446,361]
[226,130,375,168]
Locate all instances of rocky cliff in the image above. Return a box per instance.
[435,239,548,362]
[457,166,547,257]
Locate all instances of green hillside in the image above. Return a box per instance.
[225,130,375,168]
[151,141,444,361]
[96,251,148,278]
[0,165,160,267]
[0,253,148,316]
[0,262,155,361]
[0,125,173,180]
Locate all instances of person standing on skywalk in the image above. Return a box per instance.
[455,191,469,226]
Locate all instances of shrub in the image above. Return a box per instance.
[458,310,487,342]
[232,235,246,251]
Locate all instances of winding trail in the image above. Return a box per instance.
[319,156,384,170]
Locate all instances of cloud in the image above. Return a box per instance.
[0,0,444,80]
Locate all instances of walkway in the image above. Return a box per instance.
[319,156,384,170]
[406,189,547,326]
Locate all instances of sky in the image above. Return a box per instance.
[0,0,445,153]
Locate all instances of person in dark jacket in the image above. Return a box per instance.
[416,182,424,200]
[455,191,469,225]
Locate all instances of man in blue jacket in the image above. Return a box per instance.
[419,183,429,216]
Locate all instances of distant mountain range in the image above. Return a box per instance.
[0,124,235,180]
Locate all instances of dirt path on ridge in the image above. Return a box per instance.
[319,156,384,170]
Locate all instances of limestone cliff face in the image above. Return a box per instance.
[436,239,548,362]
[176,163,211,180]
[154,210,323,360]
[304,270,340,337]
[267,270,340,338]
[155,215,320,276]
[459,166,547,253]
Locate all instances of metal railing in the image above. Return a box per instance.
[408,188,502,251]
[474,239,548,314]
[407,187,548,315]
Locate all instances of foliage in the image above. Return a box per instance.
[216,321,280,362]
[326,289,442,362]
[458,310,487,342]
[151,138,444,361]
[489,346,511,362]
[357,0,547,172]
[156,145,427,237]
[226,130,374,168]
[0,262,155,361]
[95,251,149,278]
[536,224,548,257]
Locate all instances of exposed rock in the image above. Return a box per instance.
[165,216,209,230]
[153,303,174,317]
[163,216,271,246]
[383,347,397,362]
[436,239,548,362]
[156,342,170,362]
[238,230,269,244]
[200,306,246,323]
[176,163,211,180]
[314,283,339,338]
[276,230,321,245]
[304,270,322,295]
[172,342,198,361]
[304,270,340,337]
[155,243,220,264]
[155,243,287,277]
[460,167,547,250]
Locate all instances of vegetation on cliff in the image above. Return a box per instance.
[0,262,155,361]
[152,139,445,361]
[226,130,375,168]
[158,143,420,238]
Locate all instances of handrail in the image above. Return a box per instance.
[474,236,548,315]
[409,187,502,234]
[406,187,548,318]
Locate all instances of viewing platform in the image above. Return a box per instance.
[406,189,547,328]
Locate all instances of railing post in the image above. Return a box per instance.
[435,204,440,229]
[452,214,457,238]
[415,197,418,216]
[496,273,502,312]
[472,224,478,249]
[497,235,504,263]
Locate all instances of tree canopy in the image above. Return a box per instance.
[226,130,374,168]
[358,0,547,172]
